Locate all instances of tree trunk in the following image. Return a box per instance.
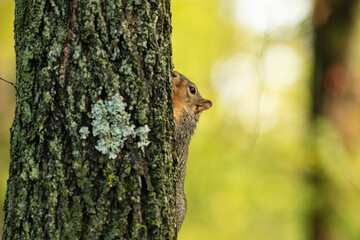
[2,1,177,239]
[308,1,359,239]
[312,0,359,145]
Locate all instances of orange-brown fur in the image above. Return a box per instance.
[171,71,212,231]
[172,71,212,121]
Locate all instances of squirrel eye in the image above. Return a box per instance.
[189,86,196,95]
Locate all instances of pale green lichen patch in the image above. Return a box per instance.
[135,125,150,148]
[91,93,134,159]
[4,0,176,239]
[81,93,151,159]
[79,126,90,139]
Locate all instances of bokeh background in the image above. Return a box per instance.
[2,0,360,239]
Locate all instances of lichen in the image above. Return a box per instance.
[135,125,150,149]
[81,93,151,159]
[4,0,176,239]
[79,126,90,139]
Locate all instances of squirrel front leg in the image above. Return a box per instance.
[172,71,212,231]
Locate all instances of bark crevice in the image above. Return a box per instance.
[3,0,176,239]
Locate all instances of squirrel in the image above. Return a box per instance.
[172,71,212,231]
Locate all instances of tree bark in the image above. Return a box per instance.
[3,1,177,239]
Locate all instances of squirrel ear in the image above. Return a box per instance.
[172,71,179,78]
[196,99,212,113]
[201,99,212,111]
[172,71,181,87]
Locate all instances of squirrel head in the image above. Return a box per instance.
[172,71,212,121]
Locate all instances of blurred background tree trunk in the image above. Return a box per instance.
[309,0,359,239]
[312,0,360,145]
[2,1,177,239]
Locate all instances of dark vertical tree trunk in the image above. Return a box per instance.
[309,1,359,239]
[312,0,359,144]
[2,1,177,239]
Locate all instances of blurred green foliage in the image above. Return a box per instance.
[2,0,360,239]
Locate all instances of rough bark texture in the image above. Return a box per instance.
[3,0,177,239]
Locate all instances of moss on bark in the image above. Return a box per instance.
[3,0,176,239]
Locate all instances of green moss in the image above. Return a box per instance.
[3,0,176,239]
